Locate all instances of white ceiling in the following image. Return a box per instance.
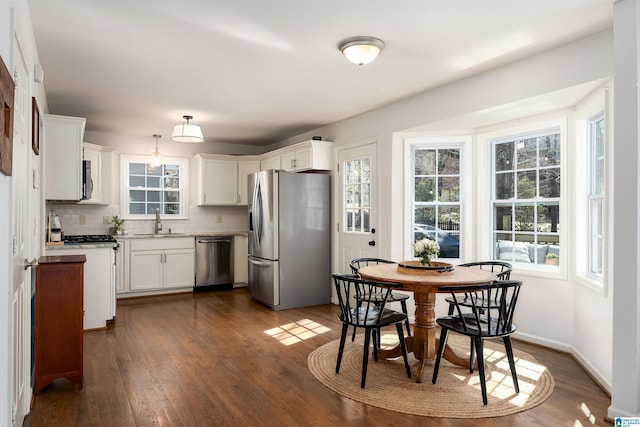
[27,0,613,147]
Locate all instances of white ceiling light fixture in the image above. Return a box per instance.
[171,115,204,143]
[151,134,162,167]
[339,36,385,65]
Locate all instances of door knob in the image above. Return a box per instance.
[24,259,38,270]
[368,240,376,247]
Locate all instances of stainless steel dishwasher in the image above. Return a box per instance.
[195,236,234,290]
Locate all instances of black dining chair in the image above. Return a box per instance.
[349,258,412,340]
[432,280,522,405]
[446,261,513,315]
[332,273,412,388]
[446,261,513,371]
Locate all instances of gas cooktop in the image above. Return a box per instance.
[62,235,117,244]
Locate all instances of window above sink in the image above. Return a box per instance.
[121,154,189,220]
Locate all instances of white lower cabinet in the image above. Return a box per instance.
[130,250,164,291]
[164,249,197,288]
[234,235,248,284]
[115,240,127,294]
[129,238,195,292]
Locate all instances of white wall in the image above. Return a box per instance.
[273,30,615,389]
[610,0,640,417]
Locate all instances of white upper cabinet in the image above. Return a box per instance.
[261,140,333,172]
[43,114,86,201]
[80,142,113,205]
[193,141,331,206]
[260,153,281,171]
[195,154,238,205]
[237,159,260,205]
[195,154,260,206]
[198,155,238,205]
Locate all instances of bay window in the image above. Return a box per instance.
[492,129,561,267]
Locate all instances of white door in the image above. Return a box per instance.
[12,40,34,426]
[337,143,378,273]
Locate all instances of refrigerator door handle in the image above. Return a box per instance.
[249,258,272,267]
[255,180,263,251]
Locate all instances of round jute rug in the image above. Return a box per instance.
[308,333,554,418]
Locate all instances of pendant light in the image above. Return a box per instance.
[151,134,162,167]
[171,115,204,143]
[339,36,385,65]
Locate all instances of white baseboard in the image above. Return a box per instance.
[512,331,572,352]
[608,405,640,419]
[571,347,612,394]
[513,331,611,394]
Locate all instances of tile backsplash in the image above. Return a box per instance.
[46,203,248,236]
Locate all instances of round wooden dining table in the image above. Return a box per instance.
[358,262,497,383]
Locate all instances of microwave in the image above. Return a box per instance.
[82,160,93,200]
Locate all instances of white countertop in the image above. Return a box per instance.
[114,231,248,239]
[45,242,118,250]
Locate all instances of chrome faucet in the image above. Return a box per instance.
[155,208,162,234]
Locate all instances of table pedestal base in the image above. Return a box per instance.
[376,292,473,383]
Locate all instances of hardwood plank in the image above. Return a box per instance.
[24,288,610,426]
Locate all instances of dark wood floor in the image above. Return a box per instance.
[24,288,611,426]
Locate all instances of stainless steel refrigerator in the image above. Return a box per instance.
[248,170,331,310]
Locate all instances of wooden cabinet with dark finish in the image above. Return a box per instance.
[34,255,86,394]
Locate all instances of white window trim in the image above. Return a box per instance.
[403,135,472,262]
[477,116,568,280]
[574,84,611,296]
[120,154,190,220]
[587,113,605,276]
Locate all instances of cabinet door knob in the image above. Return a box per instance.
[24,258,39,270]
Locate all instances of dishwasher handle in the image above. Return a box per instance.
[197,239,232,244]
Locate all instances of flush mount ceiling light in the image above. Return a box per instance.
[171,115,204,143]
[151,134,162,167]
[338,36,385,65]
